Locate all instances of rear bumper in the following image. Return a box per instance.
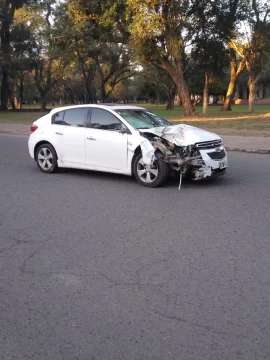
[28,135,35,160]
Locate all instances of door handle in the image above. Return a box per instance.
[55,132,63,135]
[87,137,96,140]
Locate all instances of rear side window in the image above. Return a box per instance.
[90,108,122,131]
[52,108,88,127]
[53,111,65,125]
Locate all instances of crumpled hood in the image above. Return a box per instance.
[139,124,221,146]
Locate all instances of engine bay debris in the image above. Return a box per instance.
[139,124,226,183]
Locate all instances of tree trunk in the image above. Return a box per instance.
[259,83,264,99]
[1,68,9,110]
[85,88,92,104]
[0,5,16,110]
[248,73,257,113]
[221,49,246,111]
[18,73,24,110]
[174,66,196,116]
[176,81,197,116]
[202,73,210,115]
[162,60,197,117]
[66,88,75,104]
[7,77,16,110]
[166,85,176,110]
[100,82,106,103]
[81,61,96,104]
[221,74,237,111]
[40,95,47,112]
[34,61,58,112]
[105,90,112,102]
[9,97,16,111]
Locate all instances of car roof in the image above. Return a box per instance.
[49,104,147,114]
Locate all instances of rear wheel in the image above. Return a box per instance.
[36,143,58,173]
[133,153,168,188]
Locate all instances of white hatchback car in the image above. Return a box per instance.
[28,105,227,187]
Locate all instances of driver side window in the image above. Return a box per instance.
[89,108,122,131]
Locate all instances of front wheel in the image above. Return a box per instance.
[36,143,58,173]
[133,153,169,188]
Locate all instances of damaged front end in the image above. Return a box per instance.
[139,127,227,181]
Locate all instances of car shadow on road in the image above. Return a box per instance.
[57,167,135,185]
[27,164,234,190]
[165,173,231,190]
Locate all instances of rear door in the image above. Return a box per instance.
[85,108,128,171]
[52,108,89,165]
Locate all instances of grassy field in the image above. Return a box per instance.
[0,103,270,137]
[0,111,48,124]
[143,103,270,118]
[144,104,270,136]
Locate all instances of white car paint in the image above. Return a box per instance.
[140,123,221,146]
[28,104,228,181]
[53,124,86,165]
[84,127,128,171]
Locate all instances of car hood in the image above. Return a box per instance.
[139,124,221,146]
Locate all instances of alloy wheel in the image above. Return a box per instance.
[137,158,159,183]
[37,147,53,171]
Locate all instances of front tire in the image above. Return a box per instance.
[133,153,168,188]
[36,143,58,173]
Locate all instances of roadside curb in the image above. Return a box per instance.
[0,130,29,136]
[226,147,270,154]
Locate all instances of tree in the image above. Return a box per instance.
[138,66,177,108]
[222,45,248,111]
[245,0,270,112]
[28,1,68,111]
[61,0,134,104]
[0,0,26,110]
[189,0,249,111]
[189,0,230,113]
[96,43,135,102]
[127,0,198,117]
[191,39,229,114]
[61,68,86,104]
[213,0,249,111]
[9,8,37,109]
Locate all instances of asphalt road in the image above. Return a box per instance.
[1,134,270,360]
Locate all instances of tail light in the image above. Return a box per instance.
[31,124,38,132]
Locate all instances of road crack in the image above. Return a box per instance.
[119,207,173,236]
[151,308,263,344]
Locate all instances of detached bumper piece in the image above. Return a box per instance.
[190,141,228,180]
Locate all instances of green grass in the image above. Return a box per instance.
[141,103,270,119]
[180,118,270,137]
[0,103,270,136]
[0,111,48,124]
[141,104,270,136]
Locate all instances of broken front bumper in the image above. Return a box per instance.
[191,147,228,180]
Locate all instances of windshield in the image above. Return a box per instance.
[116,110,171,129]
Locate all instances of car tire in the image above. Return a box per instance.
[36,143,58,173]
[133,153,169,188]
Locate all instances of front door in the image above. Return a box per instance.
[85,108,128,171]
